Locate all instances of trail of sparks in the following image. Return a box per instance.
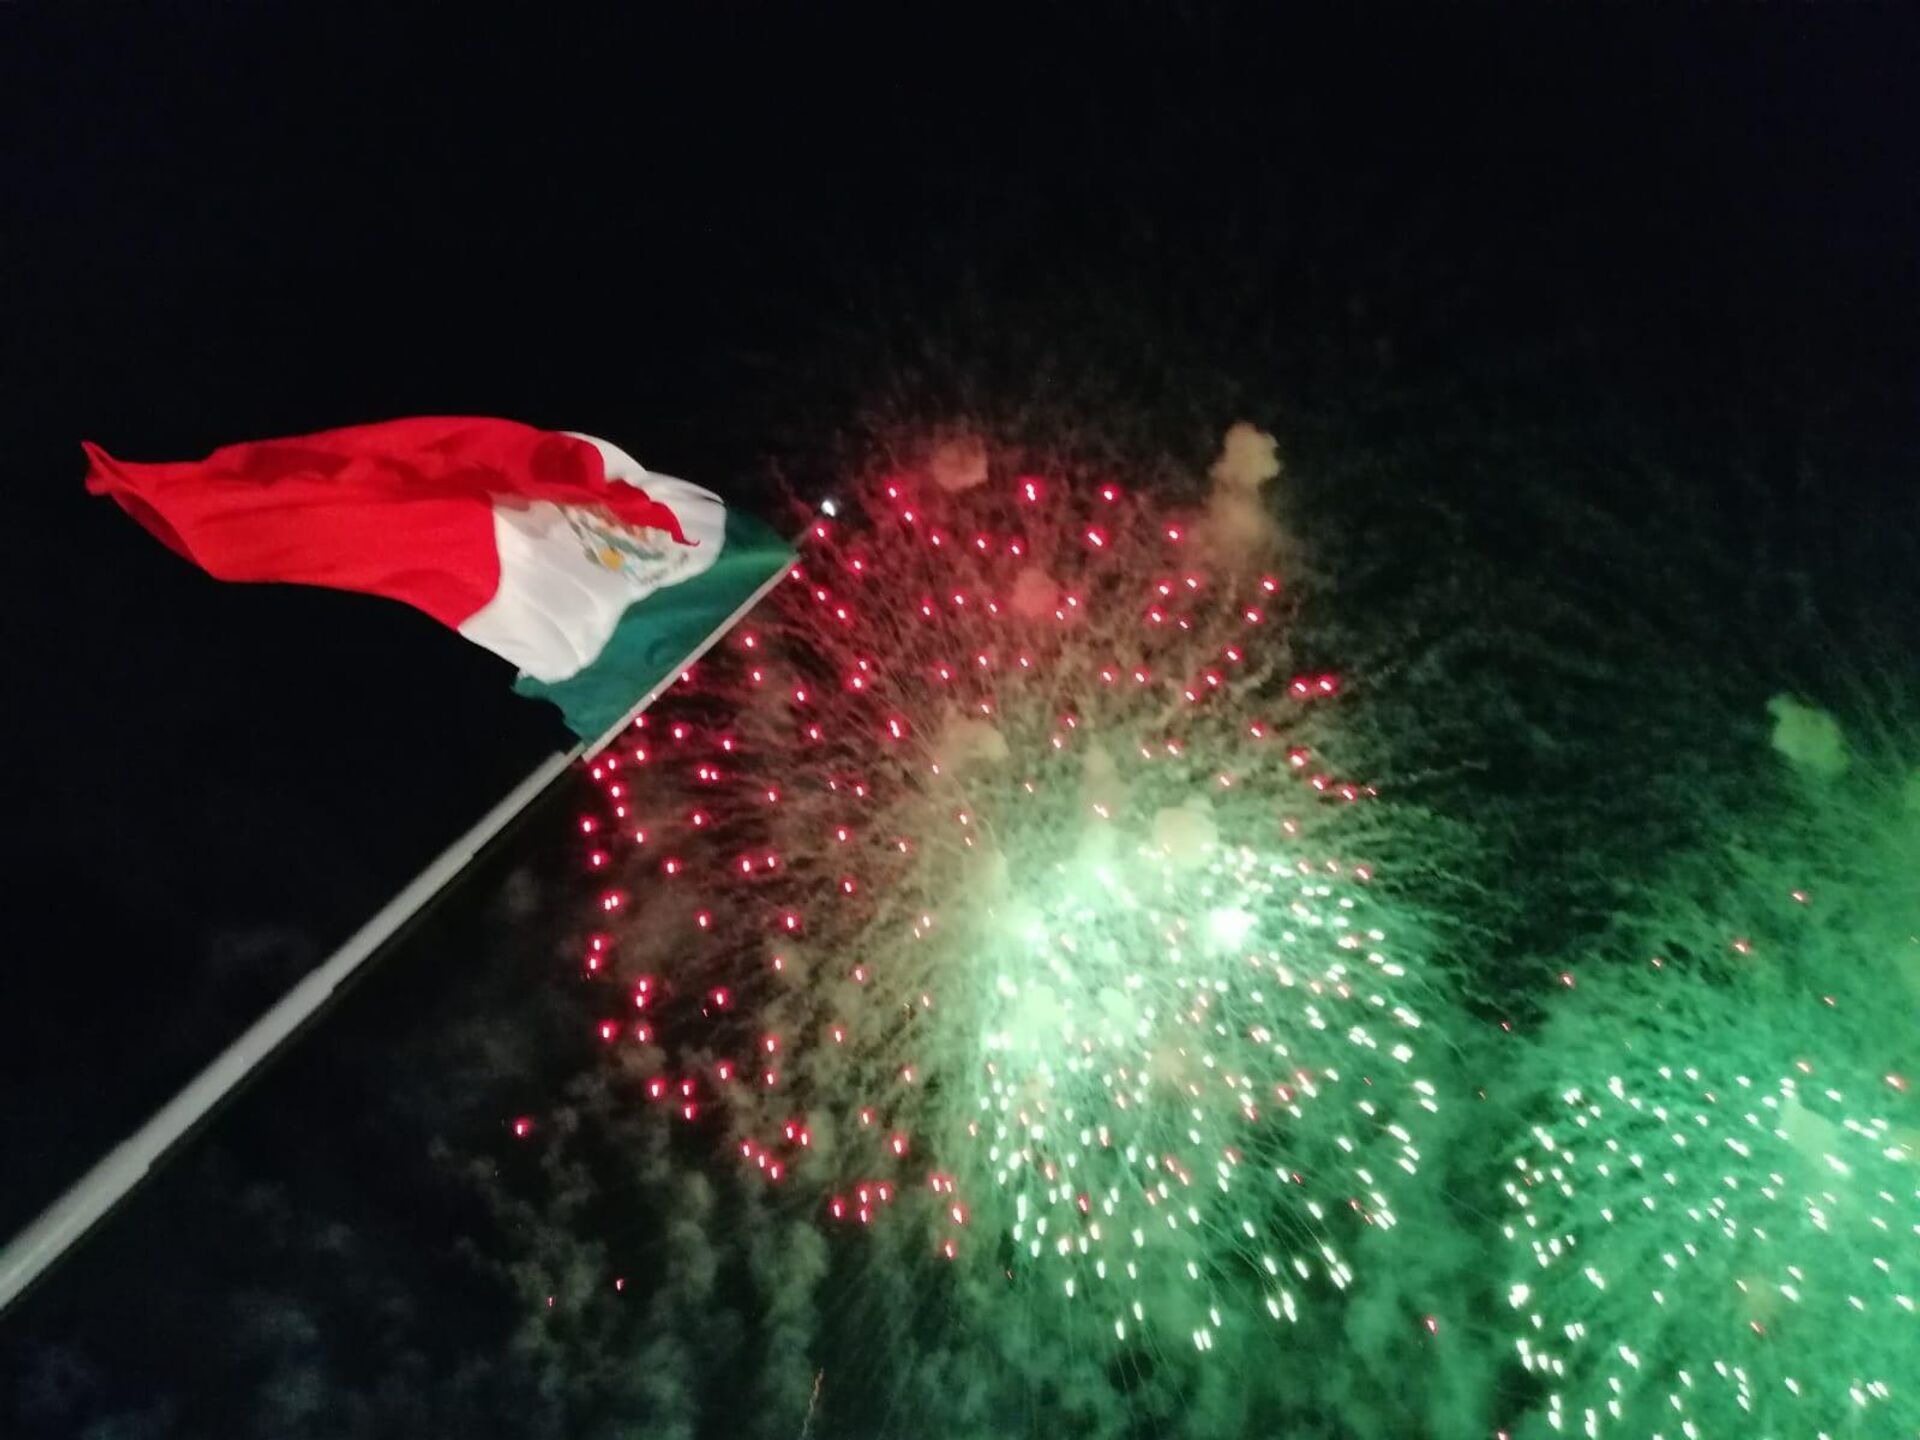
[797,1369,822,1440]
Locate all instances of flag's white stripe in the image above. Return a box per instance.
[458,439,727,683]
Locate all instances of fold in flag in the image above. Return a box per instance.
[85,416,793,739]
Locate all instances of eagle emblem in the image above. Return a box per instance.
[563,506,678,580]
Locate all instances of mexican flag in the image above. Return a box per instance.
[84,416,793,740]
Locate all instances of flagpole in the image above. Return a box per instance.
[0,549,797,1316]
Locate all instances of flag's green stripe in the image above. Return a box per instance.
[515,509,793,740]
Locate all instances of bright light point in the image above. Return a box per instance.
[1208,907,1257,950]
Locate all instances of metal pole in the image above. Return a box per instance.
[0,747,576,1313]
[0,549,795,1315]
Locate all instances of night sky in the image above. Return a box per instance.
[4,6,1918,1437]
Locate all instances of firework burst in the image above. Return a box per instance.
[1496,708,1920,1438]
[568,424,1453,1427]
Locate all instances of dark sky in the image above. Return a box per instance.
[3,3,1918,1429]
